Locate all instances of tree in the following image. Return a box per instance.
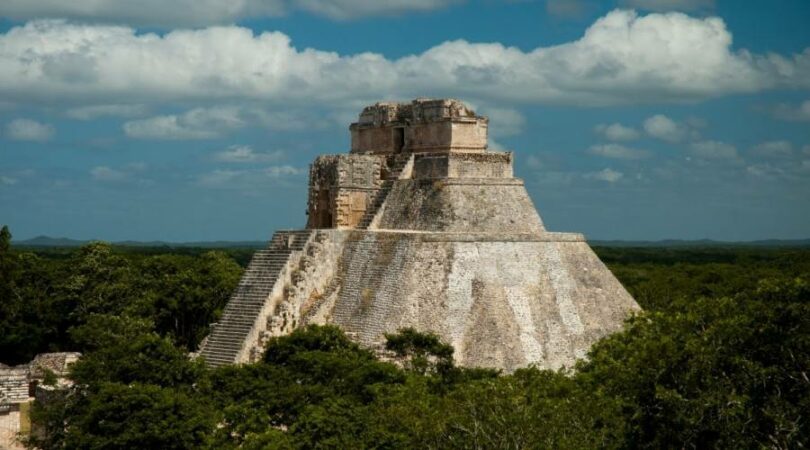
[577,277,810,449]
[58,383,215,450]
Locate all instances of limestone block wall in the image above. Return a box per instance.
[350,126,399,154]
[350,99,488,154]
[0,369,28,405]
[264,230,348,338]
[412,152,513,179]
[307,154,383,229]
[235,233,315,364]
[235,230,350,363]
[0,409,26,450]
[404,120,487,153]
[300,232,639,372]
[376,179,545,233]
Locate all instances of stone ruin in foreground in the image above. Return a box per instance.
[199,98,640,372]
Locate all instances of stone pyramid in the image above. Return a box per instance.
[199,99,640,372]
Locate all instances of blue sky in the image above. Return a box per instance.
[0,0,808,242]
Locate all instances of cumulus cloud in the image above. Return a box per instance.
[585,168,623,183]
[587,143,649,159]
[0,175,18,185]
[66,104,148,120]
[124,106,247,139]
[124,106,313,140]
[124,116,222,140]
[526,155,544,170]
[214,145,285,163]
[5,118,55,141]
[1,11,808,110]
[481,107,526,137]
[264,165,303,177]
[197,169,243,187]
[90,166,127,181]
[594,123,640,141]
[294,0,460,20]
[197,165,303,187]
[643,114,698,142]
[619,0,714,12]
[750,140,793,159]
[689,140,738,160]
[771,99,810,122]
[0,0,459,27]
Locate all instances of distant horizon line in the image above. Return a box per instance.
[11,234,810,249]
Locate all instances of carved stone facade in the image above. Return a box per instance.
[350,98,488,154]
[200,98,640,372]
[0,353,79,450]
[306,154,383,229]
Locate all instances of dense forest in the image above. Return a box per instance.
[1,225,808,449]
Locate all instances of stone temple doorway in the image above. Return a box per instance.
[312,189,333,228]
[392,127,405,153]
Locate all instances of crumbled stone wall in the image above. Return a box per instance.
[29,353,80,380]
[0,369,28,406]
[0,353,77,450]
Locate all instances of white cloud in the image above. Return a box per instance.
[481,107,526,137]
[750,140,793,159]
[124,106,312,140]
[215,145,285,163]
[746,163,788,180]
[587,143,649,159]
[124,116,221,140]
[0,11,808,110]
[90,166,126,181]
[5,118,55,141]
[803,145,810,156]
[689,140,738,160]
[619,0,714,12]
[197,165,303,187]
[0,175,18,185]
[585,168,623,183]
[124,106,246,140]
[526,155,544,170]
[772,99,810,122]
[197,169,243,187]
[594,123,640,141]
[643,114,697,142]
[0,0,459,27]
[264,165,303,177]
[66,104,148,120]
[294,0,460,20]
[487,138,506,151]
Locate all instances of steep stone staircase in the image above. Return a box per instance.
[357,154,412,229]
[199,230,313,368]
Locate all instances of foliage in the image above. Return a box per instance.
[2,226,808,448]
[0,230,242,365]
[385,327,454,375]
[578,277,810,449]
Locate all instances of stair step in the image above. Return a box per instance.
[201,229,315,368]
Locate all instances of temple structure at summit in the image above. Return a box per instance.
[198,98,640,372]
